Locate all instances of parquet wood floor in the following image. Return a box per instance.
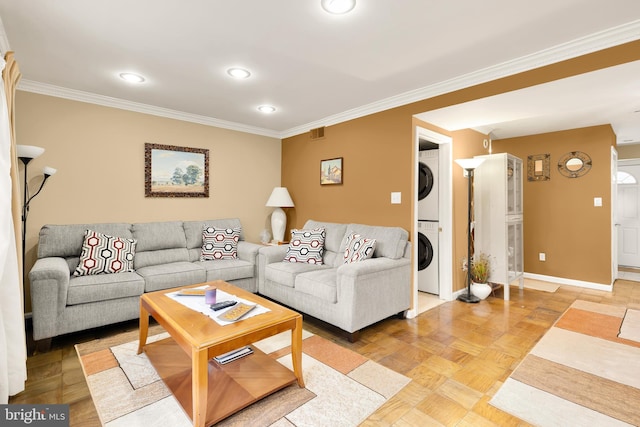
[10,279,640,426]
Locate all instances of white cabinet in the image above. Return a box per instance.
[473,153,524,300]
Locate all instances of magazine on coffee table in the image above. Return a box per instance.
[168,286,269,325]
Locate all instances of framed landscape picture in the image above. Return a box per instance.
[320,157,343,185]
[145,143,209,197]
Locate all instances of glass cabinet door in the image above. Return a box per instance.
[507,221,523,283]
[507,156,523,215]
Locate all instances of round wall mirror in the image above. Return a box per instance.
[565,158,584,172]
[558,151,592,178]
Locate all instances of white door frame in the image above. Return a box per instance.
[408,126,452,319]
[611,147,618,284]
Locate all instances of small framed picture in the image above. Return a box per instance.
[320,157,343,185]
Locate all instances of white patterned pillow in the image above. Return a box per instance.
[201,227,241,260]
[284,228,326,264]
[73,230,137,276]
[343,232,376,264]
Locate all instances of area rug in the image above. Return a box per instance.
[490,300,640,426]
[76,326,410,426]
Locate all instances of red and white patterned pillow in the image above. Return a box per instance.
[343,232,376,264]
[284,228,326,264]
[201,227,241,260]
[73,230,137,276]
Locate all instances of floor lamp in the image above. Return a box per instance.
[17,145,56,282]
[455,157,485,304]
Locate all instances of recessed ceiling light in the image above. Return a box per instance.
[119,72,145,83]
[321,0,356,14]
[227,67,251,79]
[257,105,276,114]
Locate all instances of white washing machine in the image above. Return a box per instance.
[418,150,439,221]
[417,221,439,294]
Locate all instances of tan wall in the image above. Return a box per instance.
[618,143,640,160]
[489,125,615,284]
[281,41,640,298]
[16,92,282,311]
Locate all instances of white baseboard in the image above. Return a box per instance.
[523,272,613,292]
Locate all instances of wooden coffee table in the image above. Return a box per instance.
[137,280,305,427]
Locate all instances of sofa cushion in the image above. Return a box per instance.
[344,224,408,259]
[200,227,241,260]
[195,259,254,282]
[343,232,376,264]
[73,230,137,276]
[183,218,244,250]
[38,223,133,259]
[136,262,206,292]
[132,221,186,252]
[284,228,326,264]
[295,269,338,303]
[265,262,330,288]
[134,248,190,269]
[67,272,145,305]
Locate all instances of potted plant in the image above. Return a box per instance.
[470,252,492,299]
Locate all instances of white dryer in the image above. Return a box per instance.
[417,221,439,294]
[418,150,439,221]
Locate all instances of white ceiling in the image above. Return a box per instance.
[0,1,639,141]
[416,60,640,143]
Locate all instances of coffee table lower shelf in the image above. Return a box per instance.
[143,337,298,426]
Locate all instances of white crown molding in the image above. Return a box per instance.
[280,19,640,139]
[12,19,640,140]
[16,80,281,139]
[0,15,12,56]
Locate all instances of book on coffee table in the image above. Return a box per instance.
[217,303,257,322]
[213,346,254,364]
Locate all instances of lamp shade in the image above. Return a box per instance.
[17,145,45,159]
[43,166,57,176]
[455,158,485,170]
[266,187,294,207]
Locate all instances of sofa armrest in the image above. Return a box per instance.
[237,241,262,263]
[29,257,71,340]
[336,257,411,331]
[256,245,289,291]
[259,244,289,263]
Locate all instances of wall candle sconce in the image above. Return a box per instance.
[17,145,56,281]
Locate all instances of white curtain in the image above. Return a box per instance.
[0,55,26,403]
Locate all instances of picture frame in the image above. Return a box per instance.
[527,153,550,181]
[145,143,209,197]
[320,157,343,185]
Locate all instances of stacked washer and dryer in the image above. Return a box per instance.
[417,149,439,294]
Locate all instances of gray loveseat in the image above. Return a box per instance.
[257,220,411,341]
[29,218,261,341]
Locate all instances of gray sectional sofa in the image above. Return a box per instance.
[29,218,261,341]
[29,217,412,344]
[257,220,412,341]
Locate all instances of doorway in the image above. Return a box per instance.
[617,159,640,274]
[411,126,452,317]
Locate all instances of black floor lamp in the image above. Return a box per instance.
[455,157,485,304]
[17,144,56,282]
